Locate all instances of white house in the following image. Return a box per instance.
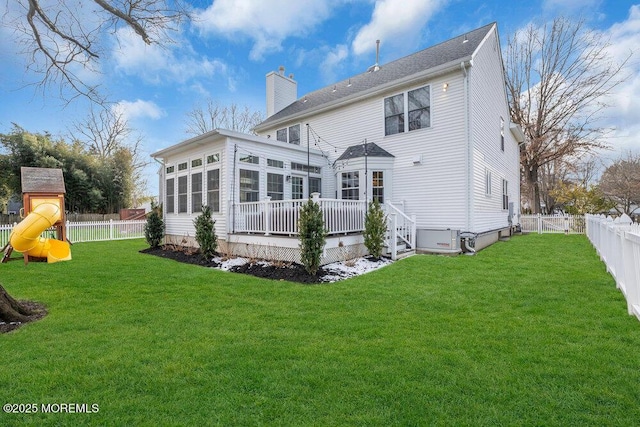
[152,22,523,262]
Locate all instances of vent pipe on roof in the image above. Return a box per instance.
[367,40,381,72]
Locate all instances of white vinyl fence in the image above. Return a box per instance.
[586,214,640,321]
[520,214,585,234]
[1,219,146,247]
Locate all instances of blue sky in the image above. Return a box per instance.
[1,0,639,196]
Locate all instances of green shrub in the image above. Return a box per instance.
[298,198,327,275]
[364,199,387,258]
[144,202,164,248]
[194,205,218,259]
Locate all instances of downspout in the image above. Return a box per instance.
[461,61,476,255]
[232,144,238,233]
[461,61,472,234]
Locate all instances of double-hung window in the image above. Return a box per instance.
[408,86,430,130]
[384,84,431,136]
[384,94,404,136]
[502,179,509,210]
[276,124,301,144]
[372,171,384,204]
[341,172,359,200]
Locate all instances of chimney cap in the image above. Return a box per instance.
[278,65,285,75]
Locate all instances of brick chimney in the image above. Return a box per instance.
[266,66,297,118]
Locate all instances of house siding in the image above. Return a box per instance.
[468,27,520,232]
[257,71,470,231]
[156,131,328,242]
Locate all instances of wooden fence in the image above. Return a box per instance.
[1,219,146,247]
[520,214,585,234]
[586,214,640,321]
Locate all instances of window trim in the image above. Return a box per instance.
[384,84,431,137]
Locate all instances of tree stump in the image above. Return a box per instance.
[0,284,47,331]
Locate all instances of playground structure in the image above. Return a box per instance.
[2,167,72,264]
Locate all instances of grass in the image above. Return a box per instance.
[1,234,639,426]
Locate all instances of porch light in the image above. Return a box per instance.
[443,83,449,92]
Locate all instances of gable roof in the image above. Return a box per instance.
[336,142,394,162]
[255,22,496,131]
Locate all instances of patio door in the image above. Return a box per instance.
[291,176,305,199]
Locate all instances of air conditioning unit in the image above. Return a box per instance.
[416,229,461,254]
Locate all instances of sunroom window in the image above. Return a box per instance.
[166,178,175,214]
[192,172,202,213]
[178,176,188,213]
[207,169,220,212]
[239,169,259,202]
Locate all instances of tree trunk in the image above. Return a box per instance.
[525,164,542,214]
[0,284,37,324]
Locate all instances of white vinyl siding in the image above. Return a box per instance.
[469,28,521,231]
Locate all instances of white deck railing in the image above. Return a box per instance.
[232,196,367,236]
[520,214,585,234]
[586,214,640,321]
[1,219,146,247]
[385,202,416,259]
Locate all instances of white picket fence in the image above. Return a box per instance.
[1,219,146,247]
[520,214,585,234]
[586,214,640,321]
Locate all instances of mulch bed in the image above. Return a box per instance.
[140,246,329,284]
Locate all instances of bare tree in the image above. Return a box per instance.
[599,152,640,216]
[4,0,189,104]
[71,106,150,203]
[185,100,264,136]
[504,17,630,213]
[72,107,132,158]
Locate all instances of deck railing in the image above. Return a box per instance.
[1,219,146,247]
[232,196,367,236]
[586,213,640,321]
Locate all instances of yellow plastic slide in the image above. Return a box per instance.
[9,201,72,263]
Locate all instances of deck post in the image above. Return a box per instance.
[263,196,272,236]
[390,212,397,261]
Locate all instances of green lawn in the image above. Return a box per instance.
[1,234,639,426]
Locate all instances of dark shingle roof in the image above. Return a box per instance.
[256,22,495,130]
[336,142,394,161]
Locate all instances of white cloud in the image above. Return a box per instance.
[194,0,339,61]
[599,5,640,156]
[111,27,231,89]
[319,44,350,82]
[113,99,165,121]
[351,0,447,57]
